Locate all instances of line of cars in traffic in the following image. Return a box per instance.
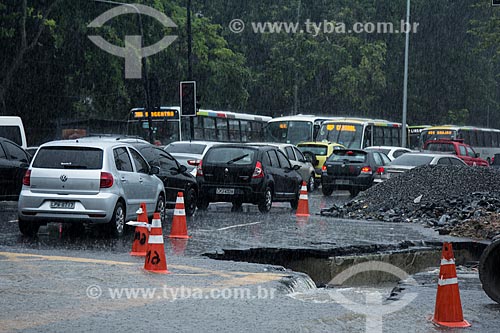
[1,133,492,237]
[320,141,490,198]
[3,136,318,237]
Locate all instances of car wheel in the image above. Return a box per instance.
[290,184,301,210]
[107,201,126,237]
[322,185,333,196]
[307,174,316,192]
[197,198,210,210]
[258,187,273,213]
[18,218,40,237]
[156,194,166,224]
[184,187,197,217]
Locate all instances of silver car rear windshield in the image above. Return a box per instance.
[205,147,255,165]
[32,147,103,169]
[391,154,433,166]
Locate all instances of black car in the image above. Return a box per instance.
[131,143,198,216]
[321,149,390,197]
[196,144,302,213]
[0,137,31,200]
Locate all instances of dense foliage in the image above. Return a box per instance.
[0,0,498,144]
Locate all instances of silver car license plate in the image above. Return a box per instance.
[334,179,350,185]
[216,188,235,195]
[50,201,75,209]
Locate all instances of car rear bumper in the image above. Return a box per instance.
[321,173,373,189]
[199,183,266,203]
[18,190,118,224]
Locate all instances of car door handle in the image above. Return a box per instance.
[139,178,144,183]
[120,177,127,183]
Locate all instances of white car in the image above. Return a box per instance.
[18,140,166,237]
[365,146,413,161]
[385,152,467,178]
[165,141,228,176]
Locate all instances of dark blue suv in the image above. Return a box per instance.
[196,144,302,213]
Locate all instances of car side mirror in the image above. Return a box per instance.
[475,153,480,158]
[292,164,301,171]
[149,166,160,175]
[178,165,188,173]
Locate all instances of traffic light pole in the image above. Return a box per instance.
[187,0,195,140]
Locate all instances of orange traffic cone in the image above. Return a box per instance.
[144,212,169,274]
[432,242,470,328]
[129,203,149,256]
[296,181,310,217]
[169,192,191,239]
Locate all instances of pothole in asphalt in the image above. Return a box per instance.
[205,241,487,289]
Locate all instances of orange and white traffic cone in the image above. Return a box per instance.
[169,192,191,239]
[432,242,470,328]
[129,203,149,257]
[144,212,169,274]
[296,181,310,217]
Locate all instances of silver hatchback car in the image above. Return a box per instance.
[18,140,166,237]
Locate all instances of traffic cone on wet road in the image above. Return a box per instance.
[129,203,150,257]
[144,212,169,274]
[432,242,470,328]
[296,181,310,217]
[169,192,191,239]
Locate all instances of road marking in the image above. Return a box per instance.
[7,220,18,223]
[0,250,286,331]
[217,221,262,231]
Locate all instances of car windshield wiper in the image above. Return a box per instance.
[226,154,249,165]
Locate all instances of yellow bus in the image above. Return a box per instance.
[420,125,500,163]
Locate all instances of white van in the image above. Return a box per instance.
[0,116,27,149]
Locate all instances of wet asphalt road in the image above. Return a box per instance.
[1,193,499,332]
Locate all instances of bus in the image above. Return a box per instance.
[265,115,337,145]
[420,125,500,163]
[127,106,272,145]
[315,118,404,149]
[408,125,432,150]
[0,116,27,148]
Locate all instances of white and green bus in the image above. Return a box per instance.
[316,118,404,149]
[127,106,271,145]
[265,115,337,145]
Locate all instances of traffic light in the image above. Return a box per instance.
[180,81,197,116]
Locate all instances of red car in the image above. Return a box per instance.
[423,139,489,167]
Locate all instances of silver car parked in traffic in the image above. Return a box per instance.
[18,140,166,237]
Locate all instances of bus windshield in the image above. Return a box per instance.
[127,120,180,145]
[316,123,363,149]
[265,121,313,144]
[420,129,456,144]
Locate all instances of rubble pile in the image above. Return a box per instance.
[320,165,500,239]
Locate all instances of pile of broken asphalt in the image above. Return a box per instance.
[320,165,500,240]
